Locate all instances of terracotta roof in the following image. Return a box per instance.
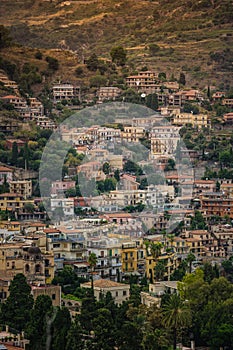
[82,279,128,289]
[0,166,12,172]
[1,95,20,99]
[103,213,132,218]
[0,193,21,197]
[43,229,61,233]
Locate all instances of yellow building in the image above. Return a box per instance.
[9,180,32,199]
[0,193,24,211]
[172,112,209,128]
[145,252,178,283]
[0,242,54,284]
[121,126,145,143]
[121,239,145,275]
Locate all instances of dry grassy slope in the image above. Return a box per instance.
[0,0,233,88]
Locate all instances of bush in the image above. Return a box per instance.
[35,51,43,60]
[46,56,59,71]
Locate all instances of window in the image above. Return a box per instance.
[52,294,56,300]
[123,291,127,296]
[116,291,118,297]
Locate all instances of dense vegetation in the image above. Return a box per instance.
[0,264,233,350]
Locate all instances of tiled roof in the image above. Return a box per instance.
[82,279,128,289]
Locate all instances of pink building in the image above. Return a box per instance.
[0,166,13,184]
[51,180,76,194]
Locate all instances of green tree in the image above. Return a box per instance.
[150,242,163,260]
[154,260,166,281]
[52,266,81,294]
[162,294,192,350]
[186,252,196,273]
[1,273,34,331]
[88,252,97,290]
[27,295,53,350]
[103,162,110,175]
[90,74,107,87]
[51,307,71,350]
[183,103,199,115]
[65,319,84,350]
[179,72,186,86]
[110,46,127,66]
[104,177,117,192]
[11,141,18,165]
[0,25,12,48]
[92,308,116,349]
[190,210,207,230]
[46,56,59,71]
[148,43,160,55]
[146,93,158,111]
[86,53,99,71]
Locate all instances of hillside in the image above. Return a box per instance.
[0,0,233,88]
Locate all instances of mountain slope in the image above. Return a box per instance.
[0,0,233,87]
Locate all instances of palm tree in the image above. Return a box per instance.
[88,252,97,291]
[162,294,192,350]
[154,260,166,281]
[186,252,196,273]
[150,242,163,260]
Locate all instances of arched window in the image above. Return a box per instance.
[35,264,41,273]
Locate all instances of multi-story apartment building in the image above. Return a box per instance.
[86,237,122,280]
[150,125,180,157]
[222,98,233,108]
[126,71,159,95]
[0,166,13,184]
[51,180,76,195]
[0,243,54,285]
[211,225,233,257]
[97,86,122,102]
[51,198,74,217]
[200,192,233,219]
[121,126,145,143]
[52,83,80,102]
[145,238,178,283]
[9,180,32,199]
[81,279,130,304]
[109,189,146,207]
[172,112,210,129]
[121,239,145,276]
[0,193,25,211]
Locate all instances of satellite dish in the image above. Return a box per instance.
[141,93,146,98]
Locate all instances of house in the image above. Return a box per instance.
[31,284,61,307]
[0,193,24,211]
[50,198,74,217]
[5,139,26,150]
[172,112,210,129]
[141,281,178,307]
[150,125,180,157]
[9,180,32,199]
[126,71,159,95]
[222,98,233,107]
[80,279,130,304]
[97,86,121,102]
[0,166,13,184]
[51,180,76,195]
[117,174,140,191]
[223,112,233,123]
[52,83,80,102]
[1,95,27,109]
[121,239,145,276]
[200,192,233,219]
[0,243,54,285]
[212,91,225,101]
[121,126,145,143]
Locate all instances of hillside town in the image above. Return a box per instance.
[0,63,233,350]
